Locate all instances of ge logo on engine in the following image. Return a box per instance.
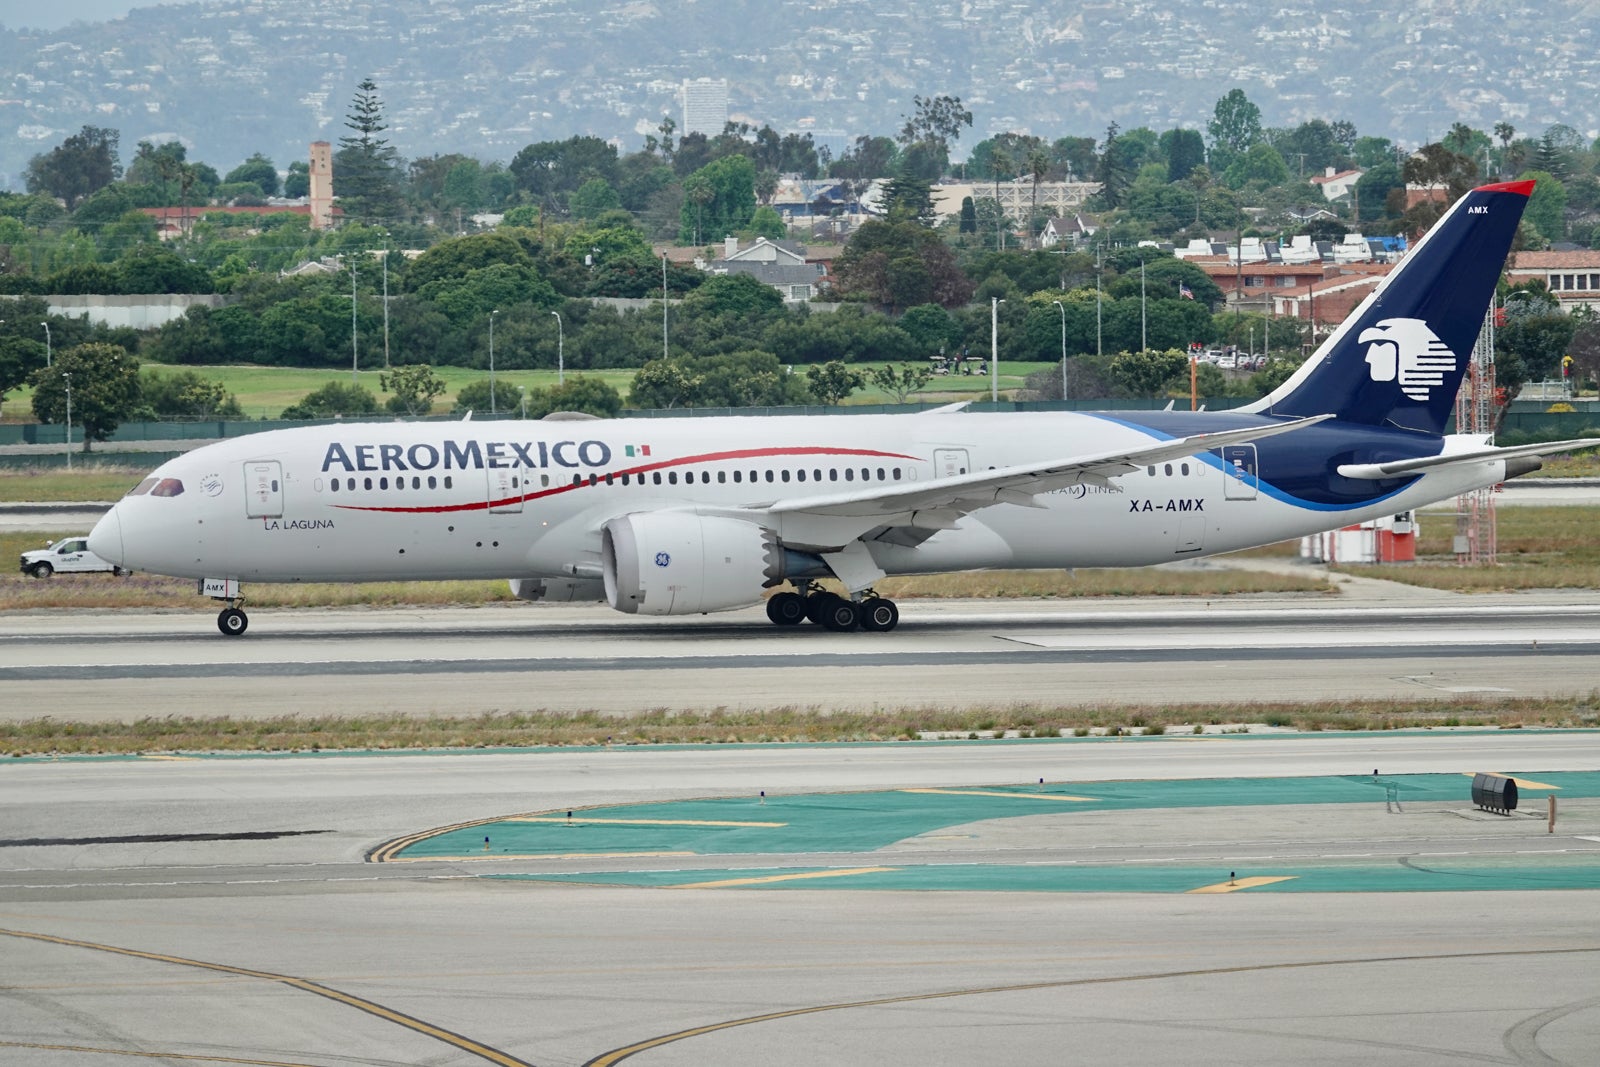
[654,552,671,567]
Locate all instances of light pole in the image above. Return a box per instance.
[661,253,669,359]
[1140,259,1147,352]
[41,322,51,368]
[518,385,527,419]
[350,259,359,385]
[380,236,390,369]
[1095,249,1103,358]
[489,309,499,416]
[62,372,71,470]
[1052,299,1067,403]
[550,310,563,386]
[990,297,1004,403]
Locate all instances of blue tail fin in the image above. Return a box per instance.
[1246,180,1533,436]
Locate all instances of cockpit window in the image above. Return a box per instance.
[150,478,185,498]
[126,478,158,497]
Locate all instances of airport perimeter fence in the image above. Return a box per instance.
[3,400,1598,466]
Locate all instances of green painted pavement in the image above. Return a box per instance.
[491,855,1600,894]
[398,771,1600,861]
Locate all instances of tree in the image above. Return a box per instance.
[829,219,973,311]
[1110,348,1189,396]
[629,351,807,409]
[137,368,244,420]
[958,196,977,234]
[1160,128,1206,183]
[1222,144,1292,189]
[1207,89,1263,166]
[1094,124,1135,210]
[897,94,973,152]
[0,337,48,418]
[224,153,280,197]
[749,205,786,241]
[381,363,448,416]
[570,177,622,221]
[869,363,931,404]
[806,361,866,404]
[284,160,311,199]
[334,78,403,222]
[281,381,381,420]
[1519,170,1567,244]
[450,378,523,415]
[529,375,623,418]
[677,155,757,244]
[24,126,121,210]
[30,343,141,451]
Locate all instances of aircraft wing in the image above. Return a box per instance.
[768,414,1331,524]
[1336,437,1600,480]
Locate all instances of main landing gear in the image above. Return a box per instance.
[765,584,900,633]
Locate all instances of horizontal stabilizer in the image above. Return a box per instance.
[1336,437,1600,480]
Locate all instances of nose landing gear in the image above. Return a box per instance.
[202,578,249,636]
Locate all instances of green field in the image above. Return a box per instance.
[3,361,1057,422]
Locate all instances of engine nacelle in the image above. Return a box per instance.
[602,512,799,615]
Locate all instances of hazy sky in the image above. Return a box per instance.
[0,0,220,31]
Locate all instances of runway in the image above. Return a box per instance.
[2,737,1598,1065]
[4,593,1600,718]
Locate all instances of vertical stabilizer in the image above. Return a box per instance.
[1244,181,1533,436]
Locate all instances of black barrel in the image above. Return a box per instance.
[1471,772,1518,814]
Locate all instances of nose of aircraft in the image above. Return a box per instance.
[88,505,124,565]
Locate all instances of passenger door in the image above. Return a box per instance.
[244,461,284,519]
[1222,444,1259,501]
[488,464,525,514]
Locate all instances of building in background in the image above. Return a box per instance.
[308,141,333,230]
[680,78,729,136]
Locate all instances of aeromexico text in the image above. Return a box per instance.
[321,438,614,473]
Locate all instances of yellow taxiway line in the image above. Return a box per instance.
[672,867,897,890]
[900,788,1098,802]
[508,817,785,828]
[1187,876,1299,894]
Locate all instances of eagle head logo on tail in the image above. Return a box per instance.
[1358,318,1458,402]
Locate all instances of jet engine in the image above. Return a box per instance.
[601,512,823,615]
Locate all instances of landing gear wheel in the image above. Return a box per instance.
[820,598,861,632]
[30,562,52,579]
[859,597,899,632]
[803,592,839,625]
[766,591,806,626]
[217,607,249,636]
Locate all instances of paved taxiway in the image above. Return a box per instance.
[4,591,1600,718]
[3,736,1599,1065]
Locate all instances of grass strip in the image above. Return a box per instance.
[4,698,1599,756]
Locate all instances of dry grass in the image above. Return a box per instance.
[4,696,1597,756]
[878,567,1330,598]
[0,466,147,503]
[1341,505,1600,591]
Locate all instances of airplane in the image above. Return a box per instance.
[88,179,1597,637]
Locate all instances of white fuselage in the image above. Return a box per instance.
[93,412,1498,587]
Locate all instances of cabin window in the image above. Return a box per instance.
[364,477,373,490]
[702,471,711,484]
[428,476,438,489]
[781,470,791,483]
[604,472,614,485]
[329,479,339,493]
[652,472,662,485]
[379,477,389,490]
[1181,463,1189,476]
[733,471,743,483]
[717,471,726,484]
[830,469,838,482]
[845,469,855,481]
[893,467,902,480]
[765,470,775,483]
[814,469,822,481]
[877,467,886,481]
[796,469,806,482]
[444,476,453,489]
[668,472,678,484]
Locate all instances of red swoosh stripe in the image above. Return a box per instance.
[331,445,922,515]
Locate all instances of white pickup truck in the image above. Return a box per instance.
[19,536,127,578]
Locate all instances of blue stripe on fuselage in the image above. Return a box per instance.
[1082,411,1439,511]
